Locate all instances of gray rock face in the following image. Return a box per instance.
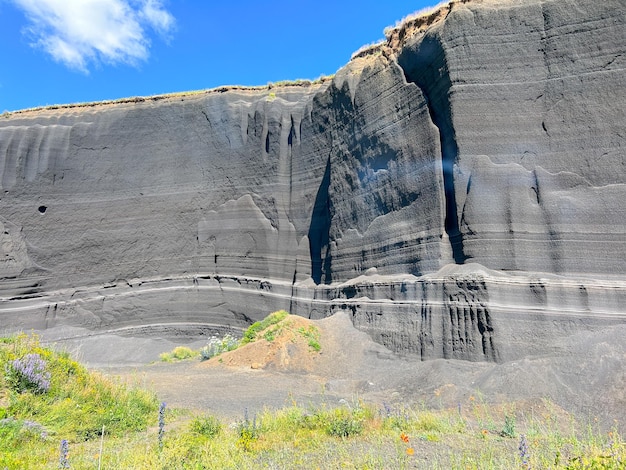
[397,0,626,275]
[0,0,624,373]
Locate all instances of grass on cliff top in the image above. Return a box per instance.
[1,75,335,117]
[2,331,625,469]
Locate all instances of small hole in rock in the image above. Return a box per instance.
[38,205,47,214]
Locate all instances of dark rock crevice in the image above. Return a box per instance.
[308,154,333,285]
[441,277,498,362]
[397,34,466,264]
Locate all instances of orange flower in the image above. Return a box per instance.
[400,432,409,443]
[406,447,415,456]
[481,429,488,436]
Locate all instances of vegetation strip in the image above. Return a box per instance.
[1,328,624,468]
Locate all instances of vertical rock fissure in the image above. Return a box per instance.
[308,154,332,284]
[442,277,498,362]
[397,35,467,264]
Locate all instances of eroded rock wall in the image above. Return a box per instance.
[397,0,626,274]
[0,0,624,364]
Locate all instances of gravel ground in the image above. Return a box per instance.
[92,312,626,432]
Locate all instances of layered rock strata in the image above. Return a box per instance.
[0,0,624,364]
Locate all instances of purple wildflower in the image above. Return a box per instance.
[519,434,530,469]
[59,439,69,468]
[8,353,51,393]
[158,402,166,448]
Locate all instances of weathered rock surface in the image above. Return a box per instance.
[0,0,624,393]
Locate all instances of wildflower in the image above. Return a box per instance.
[406,447,415,456]
[400,432,410,443]
[482,429,489,436]
[519,434,530,469]
[158,402,166,448]
[22,420,47,440]
[59,439,69,468]
[8,353,51,393]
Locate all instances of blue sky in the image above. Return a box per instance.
[0,0,437,112]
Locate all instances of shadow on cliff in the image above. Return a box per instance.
[308,156,333,284]
[397,33,466,264]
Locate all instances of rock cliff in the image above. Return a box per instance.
[0,0,624,367]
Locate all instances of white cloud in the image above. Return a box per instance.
[10,0,175,73]
[140,0,174,35]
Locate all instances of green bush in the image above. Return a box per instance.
[241,310,289,345]
[326,416,362,437]
[308,404,371,439]
[502,414,516,438]
[190,415,221,438]
[159,346,198,362]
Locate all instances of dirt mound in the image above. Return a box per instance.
[201,314,322,373]
[199,312,398,382]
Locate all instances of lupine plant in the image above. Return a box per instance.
[58,439,69,468]
[519,434,530,469]
[237,408,260,451]
[6,353,51,393]
[158,402,166,449]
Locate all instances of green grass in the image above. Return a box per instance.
[240,310,289,345]
[297,325,322,352]
[2,332,625,469]
[0,333,158,469]
[159,346,199,362]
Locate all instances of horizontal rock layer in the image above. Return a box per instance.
[0,0,624,365]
